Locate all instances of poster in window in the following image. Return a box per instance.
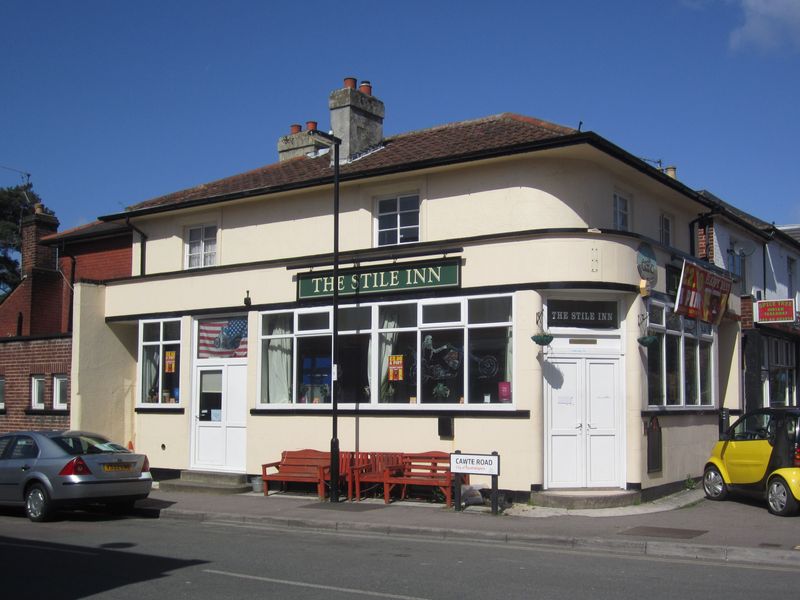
[498,381,511,402]
[198,318,248,358]
[165,351,176,374]
[388,355,404,381]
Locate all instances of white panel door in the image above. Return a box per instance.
[194,365,247,472]
[547,357,619,488]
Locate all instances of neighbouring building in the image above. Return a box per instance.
[0,207,132,432]
[67,78,796,500]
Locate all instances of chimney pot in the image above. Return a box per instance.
[359,81,372,95]
[289,123,302,135]
[306,120,318,132]
[665,166,677,179]
[343,77,357,89]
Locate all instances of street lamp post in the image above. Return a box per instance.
[308,129,342,502]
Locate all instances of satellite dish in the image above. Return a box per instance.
[732,241,756,257]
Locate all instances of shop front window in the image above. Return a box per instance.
[764,338,796,407]
[140,319,181,405]
[647,302,715,408]
[258,295,513,408]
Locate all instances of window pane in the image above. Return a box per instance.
[379,330,417,403]
[399,212,419,227]
[161,344,180,403]
[297,335,331,404]
[198,370,222,421]
[648,304,664,326]
[378,230,397,246]
[189,228,202,242]
[378,214,396,230]
[339,307,371,331]
[143,322,160,342]
[263,313,293,336]
[420,330,464,403]
[378,198,397,214]
[0,378,5,407]
[422,303,461,324]
[261,338,293,404]
[379,304,417,328]
[700,340,713,405]
[399,227,419,243]
[298,312,329,331]
[665,335,681,405]
[647,333,664,405]
[468,327,512,404]
[399,195,419,211]
[684,338,698,405]
[142,346,160,403]
[163,321,181,341]
[188,255,201,269]
[666,311,681,332]
[469,297,512,324]
[198,318,248,359]
[338,334,371,403]
[204,225,217,240]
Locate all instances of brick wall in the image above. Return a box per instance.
[741,295,754,330]
[0,335,71,432]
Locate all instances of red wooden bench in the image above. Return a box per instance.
[383,451,464,507]
[261,449,350,500]
[349,452,403,501]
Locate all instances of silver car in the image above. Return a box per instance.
[0,430,152,522]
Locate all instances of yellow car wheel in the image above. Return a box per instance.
[703,465,728,501]
[767,477,799,517]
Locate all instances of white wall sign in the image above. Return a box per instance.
[450,453,500,476]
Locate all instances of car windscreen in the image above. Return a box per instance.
[52,435,130,456]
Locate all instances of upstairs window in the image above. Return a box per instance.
[0,377,4,410]
[186,225,217,269]
[660,214,672,246]
[613,193,630,231]
[377,194,419,246]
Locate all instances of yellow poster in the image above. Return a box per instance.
[388,355,404,381]
[165,350,176,373]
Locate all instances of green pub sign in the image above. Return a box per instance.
[298,259,461,300]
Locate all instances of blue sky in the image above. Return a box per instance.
[2,1,799,231]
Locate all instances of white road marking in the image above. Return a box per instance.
[203,568,433,600]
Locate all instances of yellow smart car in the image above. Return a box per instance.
[704,408,800,516]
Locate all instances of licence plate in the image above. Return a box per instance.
[103,463,133,472]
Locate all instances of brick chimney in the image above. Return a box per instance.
[20,203,59,275]
[329,77,385,161]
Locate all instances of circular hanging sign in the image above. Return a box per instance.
[637,243,658,285]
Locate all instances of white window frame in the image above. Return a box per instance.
[646,301,715,408]
[258,294,514,409]
[185,224,218,269]
[613,192,631,231]
[53,374,68,410]
[138,318,182,406]
[660,213,673,246]
[31,375,45,410]
[375,193,420,247]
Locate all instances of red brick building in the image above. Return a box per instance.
[0,205,131,431]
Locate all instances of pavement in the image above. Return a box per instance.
[139,484,800,568]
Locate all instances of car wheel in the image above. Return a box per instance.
[703,465,728,501]
[767,477,799,517]
[25,483,52,522]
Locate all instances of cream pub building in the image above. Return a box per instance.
[70,78,744,500]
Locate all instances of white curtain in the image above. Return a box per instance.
[263,317,292,403]
[379,310,399,402]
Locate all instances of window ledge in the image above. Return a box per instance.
[24,409,69,416]
[251,407,529,418]
[641,407,733,417]
[135,406,186,414]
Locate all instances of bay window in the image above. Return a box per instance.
[647,302,714,408]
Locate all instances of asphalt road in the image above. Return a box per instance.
[0,509,798,600]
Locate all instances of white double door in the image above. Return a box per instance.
[193,364,247,472]
[546,355,620,488]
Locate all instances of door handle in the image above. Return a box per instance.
[20,465,30,471]
[587,424,597,429]
[575,423,583,430]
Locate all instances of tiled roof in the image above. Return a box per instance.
[41,220,132,244]
[119,114,577,215]
[780,226,800,243]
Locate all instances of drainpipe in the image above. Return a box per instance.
[125,217,147,276]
